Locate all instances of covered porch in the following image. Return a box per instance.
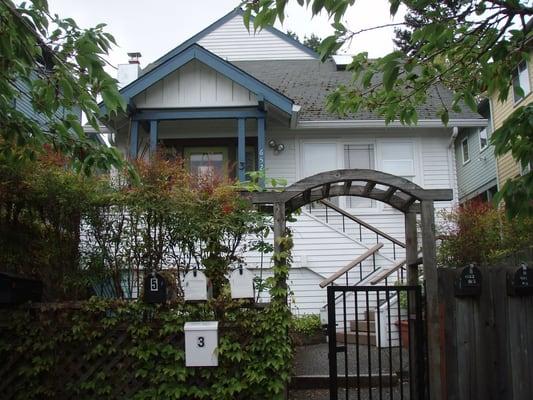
[129,107,266,181]
[105,43,298,182]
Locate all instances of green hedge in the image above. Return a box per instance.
[0,298,292,400]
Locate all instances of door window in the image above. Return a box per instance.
[185,147,228,179]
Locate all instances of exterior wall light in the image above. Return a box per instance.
[268,139,285,154]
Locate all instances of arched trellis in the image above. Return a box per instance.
[247,169,452,400]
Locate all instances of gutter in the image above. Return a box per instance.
[295,118,488,129]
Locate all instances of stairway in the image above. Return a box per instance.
[336,310,378,346]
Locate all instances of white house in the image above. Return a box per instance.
[99,8,486,317]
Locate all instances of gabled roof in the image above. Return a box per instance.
[234,59,485,122]
[118,44,294,115]
[143,8,318,74]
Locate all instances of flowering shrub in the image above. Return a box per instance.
[437,201,533,267]
[82,156,269,299]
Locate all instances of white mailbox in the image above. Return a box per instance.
[229,268,255,299]
[184,321,218,367]
[184,270,208,301]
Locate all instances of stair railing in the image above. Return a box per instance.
[370,252,423,286]
[319,242,384,288]
[310,199,405,260]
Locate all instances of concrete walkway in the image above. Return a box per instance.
[290,343,411,399]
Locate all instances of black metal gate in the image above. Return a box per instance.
[327,285,427,400]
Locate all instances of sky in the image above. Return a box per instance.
[46,0,405,76]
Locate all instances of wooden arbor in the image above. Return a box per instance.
[249,169,453,400]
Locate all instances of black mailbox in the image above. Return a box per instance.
[144,272,167,304]
[507,264,533,297]
[0,272,43,305]
[454,265,482,297]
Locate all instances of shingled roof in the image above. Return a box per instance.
[234,59,484,121]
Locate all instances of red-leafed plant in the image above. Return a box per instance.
[437,201,532,267]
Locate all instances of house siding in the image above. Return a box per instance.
[134,59,257,108]
[198,14,315,61]
[491,54,533,185]
[263,128,457,245]
[13,74,78,131]
[454,127,497,201]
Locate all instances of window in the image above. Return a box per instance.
[512,60,531,103]
[479,128,488,151]
[184,147,228,179]
[302,142,338,207]
[462,138,470,164]
[344,144,375,208]
[380,142,415,181]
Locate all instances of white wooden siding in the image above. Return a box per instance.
[262,129,457,250]
[198,14,315,61]
[244,212,399,314]
[134,59,257,108]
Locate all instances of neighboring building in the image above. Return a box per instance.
[99,8,486,314]
[453,99,497,203]
[490,55,533,186]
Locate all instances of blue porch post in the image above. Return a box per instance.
[237,118,246,182]
[149,120,158,156]
[129,120,139,159]
[257,117,265,186]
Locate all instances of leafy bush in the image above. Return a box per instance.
[291,314,322,335]
[82,156,269,299]
[0,151,271,300]
[0,148,102,299]
[437,201,533,267]
[0,298,292,400]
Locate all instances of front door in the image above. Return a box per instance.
[184,147,228,179]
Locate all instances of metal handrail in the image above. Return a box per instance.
[317,199,405,248]
[319,243,383,288]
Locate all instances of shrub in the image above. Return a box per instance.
[437,201,533,267]
[0,148,101,299]
[291,313,322,336]
[0,298,292,400]
[81,156,269,299]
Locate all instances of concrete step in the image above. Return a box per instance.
[365,310,376,321]
[350,320,376,333]
[336,331,377,346]
[289,374,398,390]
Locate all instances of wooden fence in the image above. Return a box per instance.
[438,265,533,400]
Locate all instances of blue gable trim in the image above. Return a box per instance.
[117,44,294,115]
[146,8,317,71]
[132,107,266,121]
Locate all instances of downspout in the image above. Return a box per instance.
[448,126,460,205]
[448,126,459,148]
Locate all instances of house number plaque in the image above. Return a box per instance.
[507,263,533,297]
[454,264,482,297]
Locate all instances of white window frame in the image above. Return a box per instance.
[520,161,531,176]
[342,141,378,212]
[479,127,488,152]
[512,60,531,104]
[462,137,470,165]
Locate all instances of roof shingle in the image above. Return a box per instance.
[234,59,483,121]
